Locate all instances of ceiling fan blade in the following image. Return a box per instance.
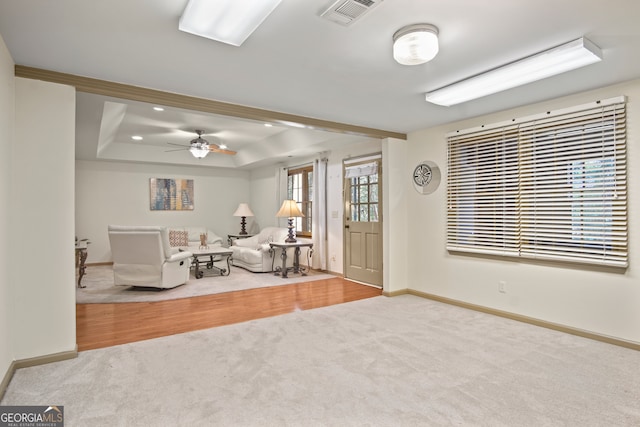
[209,146,237,155]
[165,148,188,152]
[167,142,189,148]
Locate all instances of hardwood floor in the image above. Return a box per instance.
[76,277,382,351]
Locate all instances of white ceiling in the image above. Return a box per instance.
[2,0,640,169]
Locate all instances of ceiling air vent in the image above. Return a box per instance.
[320,0,383,26]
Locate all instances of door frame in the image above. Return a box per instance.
[342,153,383,286]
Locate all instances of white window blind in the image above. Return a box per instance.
[447,97,627,268]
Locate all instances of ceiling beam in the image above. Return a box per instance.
[15,65,407,141]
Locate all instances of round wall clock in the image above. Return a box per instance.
[412,161,441,195]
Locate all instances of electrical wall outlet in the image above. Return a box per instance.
[498,281,507,293]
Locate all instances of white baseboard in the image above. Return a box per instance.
[387,289,640,351]
[1,347,78,401]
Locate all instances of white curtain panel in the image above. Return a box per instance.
[312,158,328,270]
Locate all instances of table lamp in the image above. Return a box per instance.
[233,203,254,235]
[276,199,304,243]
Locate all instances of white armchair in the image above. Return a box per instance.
[231,227,311,273]
[108,225,193,289]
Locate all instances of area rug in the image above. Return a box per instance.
[76,265,336,304]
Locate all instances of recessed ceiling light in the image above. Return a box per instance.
[153,107,164,111]
[131,136,143,141]
[264,123,273,127]
[219,143,228,150]
[279,121,306,129]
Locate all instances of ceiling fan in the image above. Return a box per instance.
[166,129,237,159]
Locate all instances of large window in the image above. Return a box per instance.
[287,166,313,237]
[447,97,627,267]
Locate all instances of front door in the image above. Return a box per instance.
[344,158,382,287]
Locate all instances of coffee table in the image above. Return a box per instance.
[189,246,233,279]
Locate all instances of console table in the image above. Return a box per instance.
[269,242,313,278]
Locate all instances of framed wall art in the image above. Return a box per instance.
[149,178,194,211]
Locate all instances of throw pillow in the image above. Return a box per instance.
[169,230,189,247]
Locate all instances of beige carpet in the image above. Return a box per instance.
[76,265,336,303]
[3,295,640,426]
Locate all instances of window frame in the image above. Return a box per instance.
[287,165,313,238]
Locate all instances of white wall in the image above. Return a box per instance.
[406,80,640,344]
[383,138,408,294]
[0,34,15,386]
[250,138,382,274]
[248,166,280,233]
[11,77,77,359]
[76,160,252,263]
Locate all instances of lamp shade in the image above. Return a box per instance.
[393,24,439,66]
[276,200,304,218]
[233,203,254,217]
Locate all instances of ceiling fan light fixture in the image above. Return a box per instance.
[425,37,602,106]
[190,142,209,159]
[179,0,282,46]
[393,24,439,65]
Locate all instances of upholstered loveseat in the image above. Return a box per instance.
[230,227,311,273]
[167,226,223,248]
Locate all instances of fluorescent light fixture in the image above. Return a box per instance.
[393,24,439,65]
[425,37,602,106]
[179,0,282,46]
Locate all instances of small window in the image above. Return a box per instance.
[287,166,313,237]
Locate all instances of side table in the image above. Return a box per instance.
[75,247,88,288]
[227,233,255,246]
[269,242,314,278]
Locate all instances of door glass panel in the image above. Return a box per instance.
[348,172,379,223]
[359,185,368,203]
[370,183,378,202]
[370,205,378,221]
[359,205,369,222]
